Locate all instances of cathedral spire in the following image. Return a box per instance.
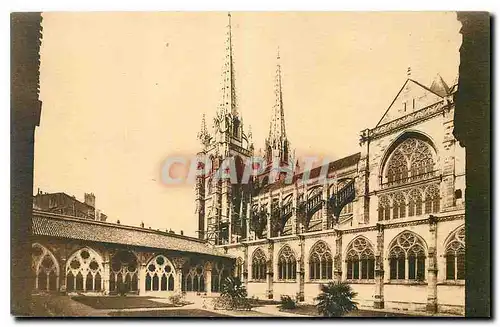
[265,48,289,165]
[197,113,211,147]
[217,12,238,118]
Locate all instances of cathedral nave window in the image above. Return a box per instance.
[388,232,427,281]
[445,227,465,281]
[251,248,267,281]
[345,237,375,280]
[309,241,333,281]
[277,245,297,281]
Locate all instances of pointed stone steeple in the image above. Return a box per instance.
[217,12,237,118]
[197,113,211,147]
[265,48,289,166]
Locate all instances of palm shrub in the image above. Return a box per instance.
[216,276,251,310]
[221,276,247,299]
[315,282,358,317]
[279,295,297,310]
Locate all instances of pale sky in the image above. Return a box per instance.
[35,12,462,237]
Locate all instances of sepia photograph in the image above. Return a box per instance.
[10,10,490,318]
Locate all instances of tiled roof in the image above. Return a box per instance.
[32,210,230,258]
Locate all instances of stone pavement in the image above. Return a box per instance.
[252,305,312,317]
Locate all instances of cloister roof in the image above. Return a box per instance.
[32,210,231,258]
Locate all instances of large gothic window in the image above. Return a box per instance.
[211,262,230,292]
[251,248,267,281]
[385,138,435,186]
[346,237,375,280]
[66,248,104,292]
[388,232,426,281]
[110,251,138,294]
[309,241,333,281]
[445,226,465,280]
[277,245,297,281]
[32,243,59,291]
[378,195,391,221]
[424,184,440,214]
[145,255,175,292]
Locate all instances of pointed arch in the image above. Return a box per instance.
[308,240,333,280]
[145,254,176,292]
[344,236,375,280]
[66,247,104,292]
[110,250,139,293]
[379,131,438,187]
[211,261,230,293]
[444,225,465,280]
[277,244,297,281]
[32,243,60,291]
[388,231,427,281]
[251,248,267,281]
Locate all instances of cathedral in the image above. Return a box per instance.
[194,14,465,314]
[30,13,465,316]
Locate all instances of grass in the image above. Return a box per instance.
[109,309,230,317]
[72,296,177,309]
[280,304,418,317]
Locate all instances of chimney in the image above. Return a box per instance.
[140,221,145,228]
[180,230,184,236]
[117,220,120,224]
[84,192,96,208]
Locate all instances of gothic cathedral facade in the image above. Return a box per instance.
[195,14,465,315]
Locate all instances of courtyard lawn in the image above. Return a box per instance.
[109,309,230,317]
[280,304,420,317]
[72,296,177,310]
